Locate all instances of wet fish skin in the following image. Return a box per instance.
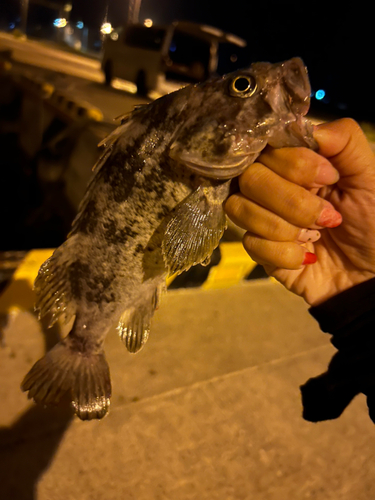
[21,57,317,420]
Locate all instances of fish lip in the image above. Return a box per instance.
[182,155,256,180]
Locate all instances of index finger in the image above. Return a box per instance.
[314,118,375,189]
[257,146,340,189]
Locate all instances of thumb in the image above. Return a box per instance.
[314,118,375,189]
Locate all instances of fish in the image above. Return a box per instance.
[21,57,318,420]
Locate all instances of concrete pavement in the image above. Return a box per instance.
[1,279,374,499]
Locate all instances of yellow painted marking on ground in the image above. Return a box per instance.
[166,272,178,287]
[202,242,257,290]
[41,82,55,97]
[0,249,53,314]
[12,249,54,286]
[86,107,104,121]
[0,244,261,315]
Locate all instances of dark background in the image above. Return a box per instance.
[1,0,374,119]
[0,1,374,254]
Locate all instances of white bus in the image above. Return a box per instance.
[101,21,247,95]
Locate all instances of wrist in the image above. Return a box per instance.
[309,276,375,334]
[307,271,375,307]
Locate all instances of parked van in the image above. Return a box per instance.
[101,21,247,95]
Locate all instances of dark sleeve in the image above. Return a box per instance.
[300,277,375,423]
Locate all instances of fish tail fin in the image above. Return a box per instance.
[21,339,111,420]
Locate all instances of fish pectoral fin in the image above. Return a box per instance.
[21,338,111,420]
[162,183,229,276]
[118,308,151,354]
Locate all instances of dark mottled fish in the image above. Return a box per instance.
[22,58,317,420]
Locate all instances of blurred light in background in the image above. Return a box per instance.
[144,19,153,27]
[111,78,137,94]
[101,22,112,35]
[53,18,67,28]
[315,89,326,100]
[76,21,84,29]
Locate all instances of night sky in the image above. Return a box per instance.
[1,0,374,118]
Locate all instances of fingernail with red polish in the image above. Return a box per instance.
[302,252,317,265]
[316,207,342,228]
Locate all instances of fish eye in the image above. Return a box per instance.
[229,74,257,98]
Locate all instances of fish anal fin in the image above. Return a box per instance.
[118,308,151,354]
[117,283,165,353]
[21,339,111,420]
[162,183,230,276]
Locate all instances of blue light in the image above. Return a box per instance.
[9,22,15,29]
[76,21,84,29]
[315,89,326,100]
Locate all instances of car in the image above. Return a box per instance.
[101,20,247,96]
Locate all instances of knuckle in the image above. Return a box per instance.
[242,234,303,269]
[239,162,263,189]
[279,246,303,269]
[242,232,256,251]
[279,243,297,263]
[339,117,361,134]
[290,150,318,182]
[262,147,319,185]
[282,189,320,224]
[224,195,241,221]
[269,216,298,241]
[242,232,263,258]
[282,188,306,213]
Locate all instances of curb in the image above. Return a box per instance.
[11,72,103,122]
[0,245,268,315]
[47,89,103,122]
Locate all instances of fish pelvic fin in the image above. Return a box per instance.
[21,339,111,420]
[162,182,230,276]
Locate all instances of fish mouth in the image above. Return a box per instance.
[181,153,261,180]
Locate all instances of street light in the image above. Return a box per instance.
[128,0,141,24]
[53,18,67,28]
[100,22,113,35]
[20,0,72,35]
[20,0,29,34]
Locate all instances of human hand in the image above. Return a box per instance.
[224,118,375,306]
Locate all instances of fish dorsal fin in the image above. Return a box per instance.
[93,104,147,172]
[162,182,230,276]
[113,104,148,124]
[94,120,131,172]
